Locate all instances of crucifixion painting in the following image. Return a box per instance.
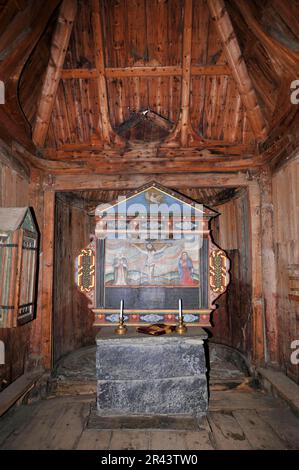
[105,238,199,288]
[132,241,169,283]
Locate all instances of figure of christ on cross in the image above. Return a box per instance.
[133,241,169,283]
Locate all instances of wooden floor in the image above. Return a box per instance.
[1,389,299,450]
[0,345,299,450]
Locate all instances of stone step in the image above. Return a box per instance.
[48,378,96,397]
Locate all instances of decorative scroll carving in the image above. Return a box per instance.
[288,264,299,300]
[209,247,230,300]
[77,248,95,293]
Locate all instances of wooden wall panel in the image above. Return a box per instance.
[272,160,299,384]
[0,161,31,390]
[53,195,96,363]
[209,191,252,358]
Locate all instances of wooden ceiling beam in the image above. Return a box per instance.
[91,0,124,147]
[60,64,232,79]
[0,0,60,151]
[42,172,253,192]
[180,0,194,147]
[0,138,30,180]
[34,143,261,175]
[236,0,299,77]
[44,141,255,156]
[207,0,268,142]
[164,0,204,148]
[32,0,77,148]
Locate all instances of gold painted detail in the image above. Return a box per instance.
[288,265,299,297]
[77,249,95,292]
[209,249,228,294]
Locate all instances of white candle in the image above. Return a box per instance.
[179,298,182,321]
[120,299,124,321]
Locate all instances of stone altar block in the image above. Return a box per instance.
[96,328,208,417]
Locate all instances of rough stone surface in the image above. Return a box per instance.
[96,328,208,416]
[96,337,206,380]
[97,376,208,415]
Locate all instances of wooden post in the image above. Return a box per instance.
[248,181,265,365]
[259,168,278,364]
[91,0,124,146]
[41,190,56,370]
[28,170,44,367]
[180,0,193,147]
[164,0,203,147]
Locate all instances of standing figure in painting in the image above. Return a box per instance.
[134,242,168,283]
[178,252,196,286]
[113,254,128,285]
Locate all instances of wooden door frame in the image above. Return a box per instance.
[39,171,273,369]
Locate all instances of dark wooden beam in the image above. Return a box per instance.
[0,138,30,179]
[41,190,55,370]
[91,0,124,147]
[0,0,60,150]
[207,0,268,142]
[42,171,253,192]
[36,141,261,175]
[236,0,299,78]
[33,0,78,148]
[165,0,204,147]
[248,182,265,365]
[60,65,232,79]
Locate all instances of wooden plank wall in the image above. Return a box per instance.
[272,160,299,384]
[209,190,252,359]
[53,195,96,364]
[0,161,32,390]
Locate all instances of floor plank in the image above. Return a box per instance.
[109,430,150,450]
[76,429,112,450]
[2,401,66,449]
[209,389,277,411]
[181,431,214,450]
[47,401,90,450]
[257,408,299,450]
[233,410,287,450]
[0,403,40,448]
[208,411,252,450]
[149,430,214,450]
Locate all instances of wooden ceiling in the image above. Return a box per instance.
[57,186,242,213]
[0,0,299,177]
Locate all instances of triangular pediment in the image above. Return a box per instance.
[95,182,219,219]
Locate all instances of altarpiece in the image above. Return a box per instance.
[75,183,229,327]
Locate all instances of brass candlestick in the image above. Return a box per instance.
[115,300,127,335]
[176,299,187,334]
[176,314,187,334]
[114,317,127,335]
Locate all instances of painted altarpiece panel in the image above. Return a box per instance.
[75,183,230,327]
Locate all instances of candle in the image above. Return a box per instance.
[179,298,182,321]
[120,299,124,321]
